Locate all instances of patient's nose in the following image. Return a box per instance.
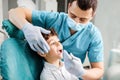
[56,42,61,46]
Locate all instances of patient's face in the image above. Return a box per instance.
[45,36,63,60]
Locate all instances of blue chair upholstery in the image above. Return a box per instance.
[2,19,25,40]
[0,20,44,80]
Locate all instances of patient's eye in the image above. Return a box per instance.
[51,42,56,45]
[50,41,56,45]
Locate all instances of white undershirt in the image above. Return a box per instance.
[40,61,79,80]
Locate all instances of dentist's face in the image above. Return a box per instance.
[68,1,94,24]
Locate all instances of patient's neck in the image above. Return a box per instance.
[46,59,61,68]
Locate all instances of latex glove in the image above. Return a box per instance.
[22,22,50,54]
[63,50,86,78]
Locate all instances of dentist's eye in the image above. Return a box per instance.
[79,18,87,23]
[71,15,76,18]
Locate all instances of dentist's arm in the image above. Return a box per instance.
[9,8,50,54]
[63,50,104,80]
[9,7,31,29]
[82,62,104,80]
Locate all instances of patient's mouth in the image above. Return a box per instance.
[59,49,63,53]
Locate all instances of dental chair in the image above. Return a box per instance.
[0,20,44,80]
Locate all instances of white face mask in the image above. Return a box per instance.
[67,17,87,31]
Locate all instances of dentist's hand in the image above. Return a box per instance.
[22,22,50,54]
[63,50,86,78]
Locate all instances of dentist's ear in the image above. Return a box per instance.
[90,11,96,22]
[38,52,47,57]
[92,11,96,18]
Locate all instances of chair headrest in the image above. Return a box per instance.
[2,19,25,40]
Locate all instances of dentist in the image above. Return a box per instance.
[9,0,104,79]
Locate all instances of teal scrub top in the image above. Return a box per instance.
[32,10,104,63]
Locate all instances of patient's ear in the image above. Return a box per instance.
[37,52,46,57]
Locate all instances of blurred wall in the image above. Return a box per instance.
[0,1,3,26]
[0,0,5,44]
[94,0,120,68]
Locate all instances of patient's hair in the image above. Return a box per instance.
[42,28,57,41]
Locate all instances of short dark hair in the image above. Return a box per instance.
[69,0,97,13]
[68,0,76,3]
[42,28,57,41]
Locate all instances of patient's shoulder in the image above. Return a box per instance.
[40,68,55,80]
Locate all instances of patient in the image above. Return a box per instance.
[38,29,78,80]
